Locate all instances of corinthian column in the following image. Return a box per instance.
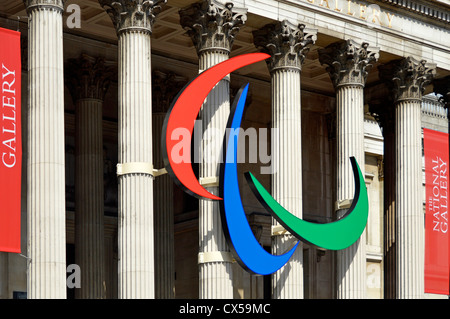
[253,20,316,299]
[319,40,379,299]
[66,54,114,299]
[152,71,186,299]
[379,57,436,299]
[24,0,66,299]
[369,96,396,299]
[99,0,166,299]
[179,0,247,299]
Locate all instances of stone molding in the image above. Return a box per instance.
[65,54,116,102]
[179,0,247,55]
[99,0,167,35]
[318,39,379,88]
[253,19,316,72]
[379,56,436,103]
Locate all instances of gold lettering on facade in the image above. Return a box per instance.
[359,4,367,20]
[334,0,342,12]
[371,7,381,24]
[319,0,331,9]
[347,0,355,16]
[386,12,394,28]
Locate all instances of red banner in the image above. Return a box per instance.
[424,128,449,295]
[0,28,21,253]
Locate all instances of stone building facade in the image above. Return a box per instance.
[0,0,449,299]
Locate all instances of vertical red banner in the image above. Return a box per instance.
[0,27,21,253]
[424,128,449,295]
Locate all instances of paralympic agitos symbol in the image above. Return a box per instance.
[162,53,369,275]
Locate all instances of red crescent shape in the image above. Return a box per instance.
[162,53,270,200]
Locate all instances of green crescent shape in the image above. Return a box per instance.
[245,157,368,250]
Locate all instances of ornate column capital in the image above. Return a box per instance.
[152,70,187,113]
[23,0,65,12]
[65,54,116,102]
[318,39,379,88]
[99,0,166,35]
[378,56,436,103]
[179,0,247,55]
[433,76,450,109]
[253,20,316,72]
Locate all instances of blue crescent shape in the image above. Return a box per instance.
[219,83,299,275]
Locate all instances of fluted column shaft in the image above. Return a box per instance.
[153,112,174,298]
[198,49,233,299]
[319,40,379,299]
[335,85,365,207]
[253,20,316,299]
[151,70,185,298]
[379,57,436,298]
[25,0,66,299]
[271,68,304,298]
[75,98,105,299]
[370,100,397,299]
[66,54,113,299]
[99,0,166,299]
[395,98,423,298]
[383,124,396,299]
[335,84,366,298]
[179,0,247,299]
[117,30,153,299]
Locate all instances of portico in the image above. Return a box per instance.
[0,0,449,299]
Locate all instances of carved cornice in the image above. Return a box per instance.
[99,0,167,35]
[152,70,187,113]
[65,54,116,102]
[253,20,316,72]
[23,0,64,12]
[179,0,247,55]
[378,56,436,103]
[377,0,450,25]
[318,40,379,88]
[433,76,450,108]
